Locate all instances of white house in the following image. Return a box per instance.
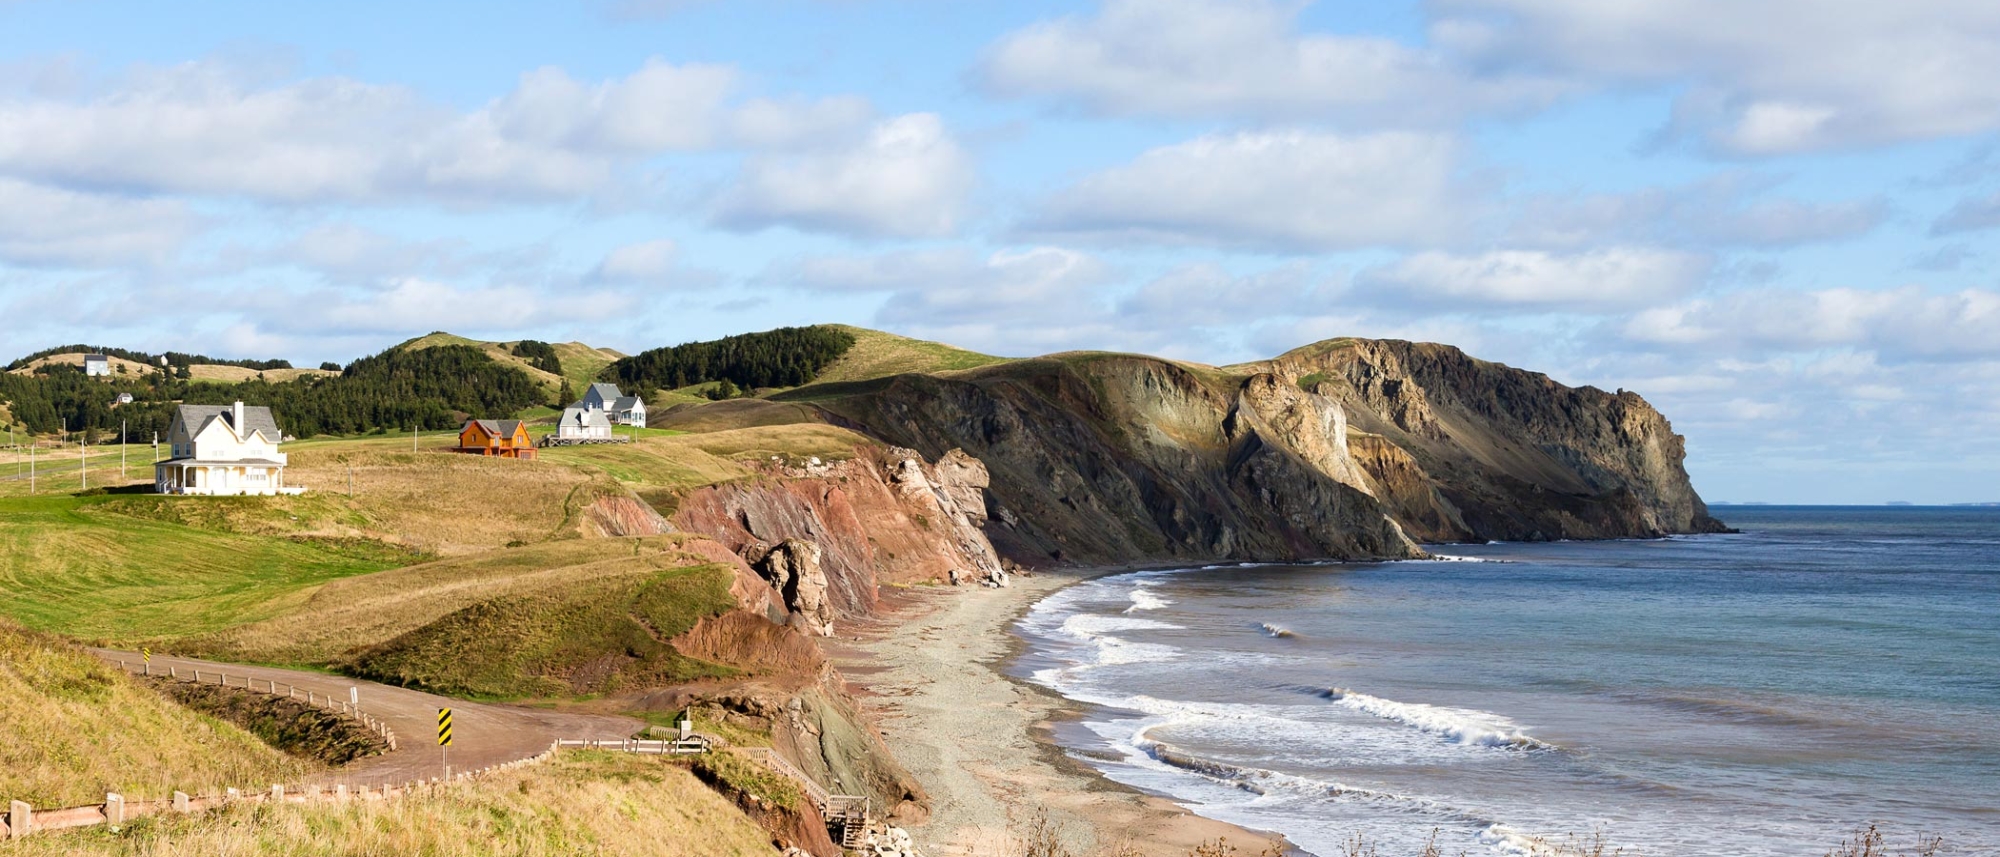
[84,354,110,376]
[577,382,646,428]
[555,405,614,440]
[154,401,301,496]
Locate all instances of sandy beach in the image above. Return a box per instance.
[829,569,1287,857]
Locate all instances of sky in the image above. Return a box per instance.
[1,1,1997,504]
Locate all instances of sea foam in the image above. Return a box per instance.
[1325,687,1552,750]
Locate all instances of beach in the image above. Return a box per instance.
[829,569,1286,857]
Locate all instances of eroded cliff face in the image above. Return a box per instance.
[787,339,1721,563]
[1256,338,1728,541]
[669,446,1009,627]
[802,355,1424,566]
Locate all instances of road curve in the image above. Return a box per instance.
[95,650,641,787]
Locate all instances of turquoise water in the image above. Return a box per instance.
[1014,508,2000,856]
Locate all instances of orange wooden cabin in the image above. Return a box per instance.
[456,419,537,459]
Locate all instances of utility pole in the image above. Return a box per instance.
[121,419,127,480]
[413,424,418,453]
[81,430,86,491]
[29,439,35,494]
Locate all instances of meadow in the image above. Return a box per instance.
[5,751,777,857]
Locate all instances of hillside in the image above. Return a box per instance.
[186,364,336,384]
[0,622,313,807]
[8,751,780,857]
[397,332,622,402]
[810,325,1012,383]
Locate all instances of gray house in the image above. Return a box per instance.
[576,382,646,428]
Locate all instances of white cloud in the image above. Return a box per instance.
[1931,188,2000,235]
[979,0,1566,124]
[1435,0,2000,154]
[713,113,975,239]
[279,277,642,335]
[1620,285,2000,361]
[0,57,877,206]
[1025,131,1471,252]
[784,246,1111,324]
[591,238,680,282]
[1356,247,1711,310]
[275,223,469,278]
[1116,262,1328,329]
[0,177,198,266]
[1510,177,1886,250]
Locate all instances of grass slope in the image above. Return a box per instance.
[398,332,623,405]
[10,751,778,857]
[186,365,337,384]
[347,559,738,698]
[0,496,407,644]
[810,324,1011,384]
[188,540,732,672]
[0,622,313,807]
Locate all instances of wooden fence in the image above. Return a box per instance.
[2,743,563,840]
[105,659,399,752]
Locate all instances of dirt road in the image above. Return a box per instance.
[96,650,640,786]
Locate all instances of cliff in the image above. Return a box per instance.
[756,337,1722,565]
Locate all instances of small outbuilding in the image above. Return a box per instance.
[456,419,537,459]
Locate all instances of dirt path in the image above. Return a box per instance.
[95,650,640,787]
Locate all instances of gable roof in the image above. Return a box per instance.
[612,395,643,410]
[175,403,282,443]
[464,419,527,439]
[586,382,622,399]
[559,406,612,428]
[85,353,108,362]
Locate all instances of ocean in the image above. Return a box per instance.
[1012,507,2000,856]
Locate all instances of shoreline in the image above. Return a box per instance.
[829,564,1290,857]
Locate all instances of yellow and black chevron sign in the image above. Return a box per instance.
[437,708,453,746]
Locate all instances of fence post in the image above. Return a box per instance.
[105,793,124,826]
[173,791,189,813]
[9,800,29,838]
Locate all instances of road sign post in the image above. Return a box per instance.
[438,708,453,778]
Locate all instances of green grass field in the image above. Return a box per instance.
[0,495,409,644]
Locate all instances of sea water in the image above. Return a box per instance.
[1013,507,2000,856]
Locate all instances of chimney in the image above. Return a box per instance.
[232,401,246,438]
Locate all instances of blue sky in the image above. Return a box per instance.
[2,0,1998,503]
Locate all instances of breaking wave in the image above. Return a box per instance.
[1324,687,1553,750]
[1259,622,1298,639]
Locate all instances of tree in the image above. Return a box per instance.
[557,378,575,409]
[320,361,341,371]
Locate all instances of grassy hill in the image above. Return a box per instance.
[397,333,622,404]
[810,324,1010,383]
[190,536,740,697]
[0,622,313,807]
[8,751,778,857]
[186,364,336,384]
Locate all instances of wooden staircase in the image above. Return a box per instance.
[737,749,873,851]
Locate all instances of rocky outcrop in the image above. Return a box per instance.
[747,539,837,637]
[579,492,673,538]
[783,339,1722,562]
[795,355,1423,566]
[669,446,1008,621]
[1260,339,1728,541]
